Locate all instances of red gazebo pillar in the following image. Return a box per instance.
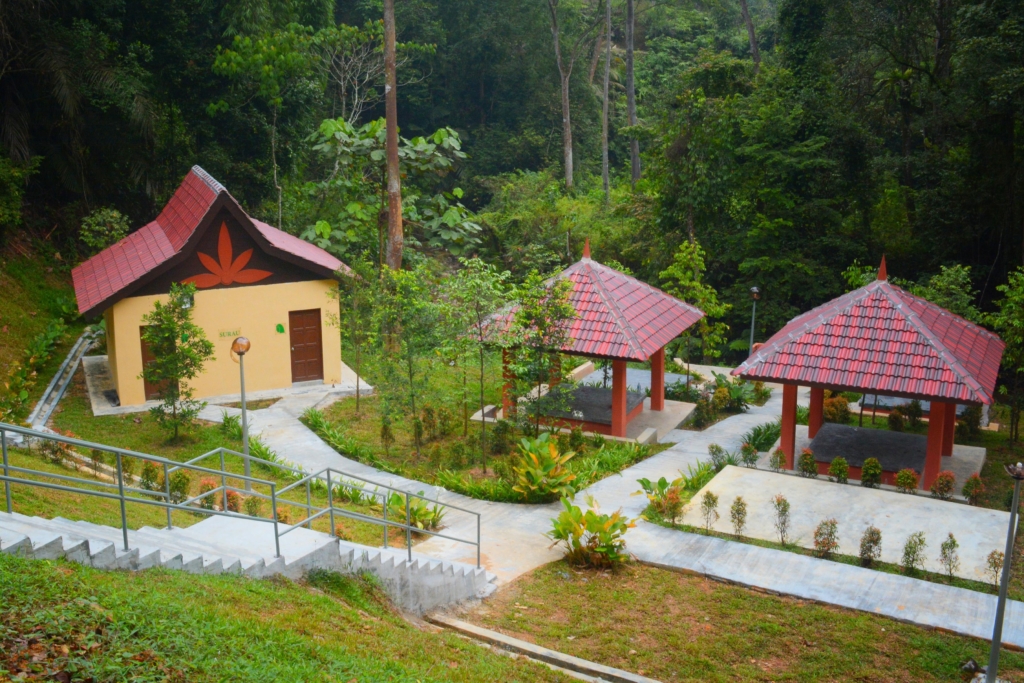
[650,348,665,411]
[923,401,949,490]
[611,359,628,437]
[501,349,515,418]
[808,387,825,439]
[941,402,956,457]
[780,384,798,469]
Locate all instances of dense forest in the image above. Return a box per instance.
[1,0,1022,358]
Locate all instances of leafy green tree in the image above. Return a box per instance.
[660,240,731,361]
[503,271,577,435]
[139,283,215,440]
[988,268,1024,442]
[444,258,511,468]
[910,265,982,323]
[213,24,319,229]
[80,208,130,256]
[302,118,480,264]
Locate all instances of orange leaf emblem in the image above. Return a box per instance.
[183,223,271,288]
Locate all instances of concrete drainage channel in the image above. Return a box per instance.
[426,614,661,683]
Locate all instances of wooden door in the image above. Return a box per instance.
[289,309,324,382]
[139,326,169,400]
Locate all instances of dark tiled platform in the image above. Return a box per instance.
[542,385,646,426]
[809,422,927,472]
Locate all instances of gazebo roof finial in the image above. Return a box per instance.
[877,255,887,281]
[583,237,591,259]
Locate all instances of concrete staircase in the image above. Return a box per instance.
[0,512,495,614]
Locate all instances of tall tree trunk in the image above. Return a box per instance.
[739,0,760,73]
[271,108,282,229]
[601,0,611,203]
[933,0,952,82]
[547,0,574,190]
[383,0,403,269]
[588,34,603,84]
[625,0,640,185]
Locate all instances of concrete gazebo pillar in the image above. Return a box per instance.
[780,384,798,469]
[611,359,628,437]
[808,387,825,439]
[650,348,665,411]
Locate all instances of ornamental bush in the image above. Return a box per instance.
[904,400,923,430]
[197,477,218,510]
[987,550,1005,587]
[700,490,720,534]
[813,518,840,559]
[140,460,161,491]
[707,443,728,471]
[962,474,985,505]
[730,496,748,537]
[740,442,759,468]
[895,468,919,494]
[768,448,785,472]
[798,449,818,478]
[929,470,956,500]
[861,458,883,488]
[548,496,635,568]
[859,526,882,567]
[939,533,960,579]
[243,495,263,517]
[900,531,927,575]
[636,476,684,524]
[823,396,851,424]
[512,433,577,503]
[888,408,905,432]
[827,457,849,484]
[771,494,791,545]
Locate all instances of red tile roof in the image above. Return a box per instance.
[72,166,346,317]
[733,277,1005,404]
[489,253,705,362]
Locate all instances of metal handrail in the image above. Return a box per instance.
[1,423,483,568]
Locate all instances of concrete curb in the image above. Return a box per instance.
[425,614,661,683]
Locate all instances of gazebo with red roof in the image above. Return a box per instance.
[733,259,1004,490]
[496,240,705,438]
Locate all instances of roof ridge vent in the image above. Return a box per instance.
[190,165,226,194]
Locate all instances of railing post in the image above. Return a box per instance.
[115,452,129,551]
[327,470,335,537]
[477,512,481,569]
[163,462,172,529]
[382,489,388,548]
[405,492,412,563]
[2,429,11,513]
[220,451,228,513]
[305,479,312,528]
[271,483,280,558]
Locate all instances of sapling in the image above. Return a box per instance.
[900,531,927,575]
[700,490,719,534]
[771,494,791,545]
[859,526,882,567]
[987,550,1004,587]
[813,518,839,559]
[938,533,960,580]
[730,496,747,537]
[768,448,785,472]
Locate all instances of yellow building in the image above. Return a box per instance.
[72,166,348,407]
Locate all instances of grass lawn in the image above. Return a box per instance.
[464,560,1024,682]
[0,552,571,683]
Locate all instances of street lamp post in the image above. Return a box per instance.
[232,337,252,492]
[748,287,760,357]
[987,461,1024,683]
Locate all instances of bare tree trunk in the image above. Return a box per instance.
[588,34,603,84]
[383,0,403,269]
[601,0,611,203]
[625,0,640,185]
[547,0,574,190]
[739,0,760,73]
[271,108,282,229]
[933,0,952,82]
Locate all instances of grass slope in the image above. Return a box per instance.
[0,553,570,682]
[465,560,1024,682]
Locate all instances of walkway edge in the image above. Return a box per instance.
[425,614,662,683]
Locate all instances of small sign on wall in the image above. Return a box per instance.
[218,328,241,339]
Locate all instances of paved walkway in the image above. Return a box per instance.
[201,379,1024,647]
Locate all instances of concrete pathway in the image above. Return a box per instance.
[201,379,1024,647]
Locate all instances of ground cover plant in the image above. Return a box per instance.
[0,553,570,682]
[463,561,1024,682]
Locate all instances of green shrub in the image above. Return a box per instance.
[739,442,759,468]
[742,421,781,452]
[80,207,130,254]
[387,491,445,531]
[140,460,161,491]
[243,495,264,517]
[861,458,883,488]
[887,409,905,432]
[690,391,718,428]
[895,468,919,494]
[900,531,927,575]
[904,400,923,430]
[768,448,785,472]
[929,470,956,500]
[707,443,727,471]
[956,405,982,441]
[436,469,518,502]
[827,457,849,484]
[89,449,106,474]
[730,496,747,537]
[823,396,851,424]
[512,433,576,503]
[939,533,960,579]
[436,406,455,437]
[987,550,1004,587]
[421,406,437,441]
[813,518,839,559]
[225,490,242,513]
[771,494,791,545]
[679,460,716,492]
[220,412,242,439]
[962,474,985,505]
[859,526,882,567]
[548,496,634,568]
[168,470,192,504]
[699,490,719,534]
[197,477,218,510]
[380,415,395,455]
[490,419,515,455]
[636,476,684,524]
[798,449,817,478]
[712,386,730,411]
[447,441,468,468]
